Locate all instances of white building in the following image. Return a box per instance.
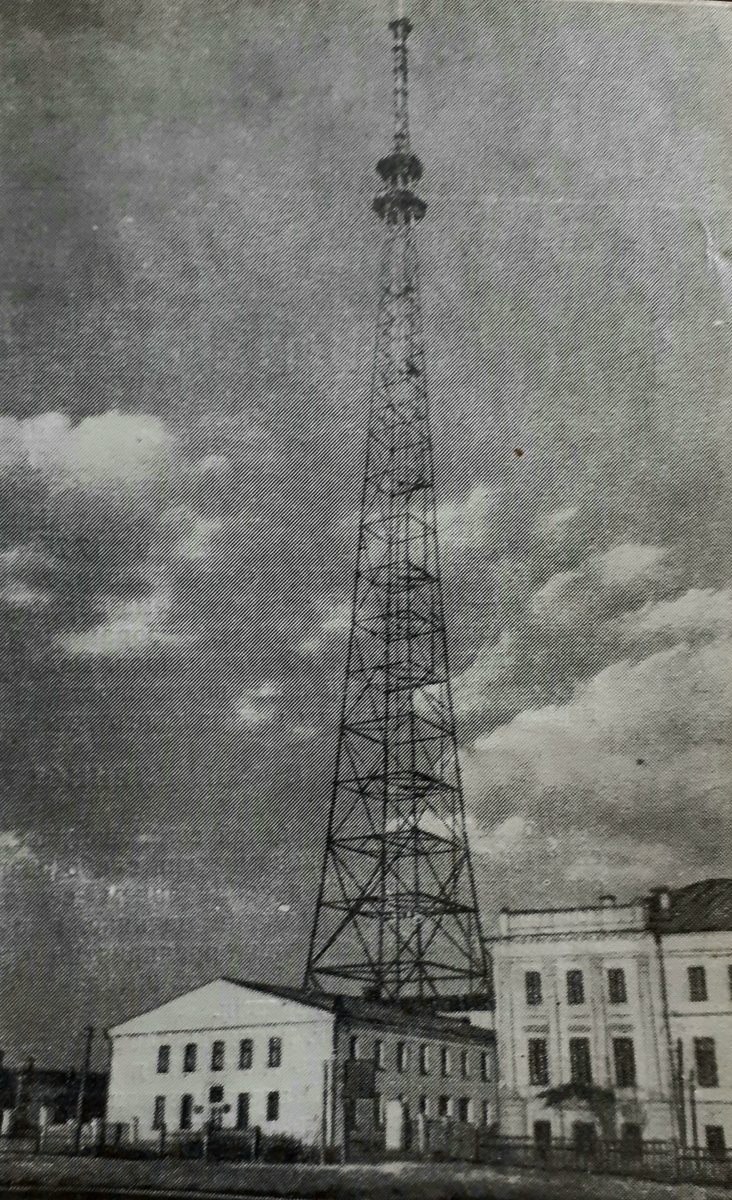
[490,880,732,1158]
[650,880,732,1159]
[106,976,498,1154]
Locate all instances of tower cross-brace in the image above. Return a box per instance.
[305,18,490,1003]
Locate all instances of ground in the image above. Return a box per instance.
[0,1155,731,1200]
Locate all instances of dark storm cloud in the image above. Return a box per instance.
[0,0,730,1060]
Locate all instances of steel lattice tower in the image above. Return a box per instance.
[304,17,489,1003]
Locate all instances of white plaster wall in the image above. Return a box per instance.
[663,931,732,1146]
[492,925,674,1140]
[106,980,334,1144]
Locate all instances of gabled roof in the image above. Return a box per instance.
[108,976,493,1043]
[221,977,336,1013]
[651,879,732,934]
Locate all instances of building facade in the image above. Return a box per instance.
[491,881,732,1157]
[106,977,498,1153]
[649,881,732,1158]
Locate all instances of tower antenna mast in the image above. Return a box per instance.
[305,18,490,1004]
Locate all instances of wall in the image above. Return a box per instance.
[333,1011,498,1145]
[662,930,732,1150]
[106,981,334,1145]
[492,913,674,1142]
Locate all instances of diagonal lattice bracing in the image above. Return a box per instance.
[304,17,490,1003]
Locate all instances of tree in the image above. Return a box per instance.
[539,1082,617,1141]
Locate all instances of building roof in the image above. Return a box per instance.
[221,977,336,1012]
[109,975,494,1044]
[650,879,732,934]
[224,978,494,1044]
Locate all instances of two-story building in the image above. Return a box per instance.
[490,894,673,1151]
[490,880,732,1158]
[649,880,732,1159]
[106,977,498,1154]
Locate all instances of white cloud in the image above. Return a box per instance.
[435,484,498,554]
[536,505,579,535]
[195,454,230,475]
[321,601,351,632]
[237,702,274,727]
[0,584,51,609]
[463,635,732,897]
[297,637,323,656]
[621,586,732,639]
[170,511,223,562]
[703,221,732,313]
[594,543,667,586]
[0,410,175,491]
[59,591,187,658]
[0,830,37,867]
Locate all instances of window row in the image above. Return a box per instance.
[349,1035,490,1081]
[524,968,628,1008]
[156,1037,282,1075]
[526,1035,720,1090]
[356,1094,492,1128]
[153,1089,280,1131]
[523,963,732,1008]
[527,1036,637,1089]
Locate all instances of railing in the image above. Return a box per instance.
[344,1124,732,1184]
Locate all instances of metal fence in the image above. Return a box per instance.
[3,1121,732,1185]
[344,1124,732,1185]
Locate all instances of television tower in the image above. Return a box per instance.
[304,18,489,1003]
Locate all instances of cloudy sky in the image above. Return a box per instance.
[0,0,730,1064]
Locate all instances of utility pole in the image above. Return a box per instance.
[72,1026,94,1156]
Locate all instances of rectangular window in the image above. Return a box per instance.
[480,1051,489,1081]
[211,1040,225,1071]
[621,1123,643,1159]
[397,1042,408,1073]
[694,1037,719,1088]
[457,1097,471,1123]
[266,1090,280,1122]
[567,970,585,1006]
[236,1093,250,1130]
[608,968,628,1005]
[534,1120,552,1152]
[688,966,708,1002]
[209,1084,223,1104]
[528,1038,549,1086]
[183,1042,197,1073]
[179,1094,193,1130]
[239,1038,253,1069]
[440,1047,451,1077]
[706,1126,726,1161]
[374,1093,384,1127]
[460,1050,470,1078]
[349,1035,359,1060]
[268,1037,282,1068]
[374,1040,384,1069]
[438,1095,450,1117]
[613,1038,637,1088]
[418,1094,429,1115]
[569,1037,593,1085]
[525,970,543,1006]
[419,1044,430,1075]
[482,1099,491,1127]
[156,1044,170,1074]
[153,1095,166,1130]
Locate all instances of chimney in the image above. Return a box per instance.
[599,894,616,908]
